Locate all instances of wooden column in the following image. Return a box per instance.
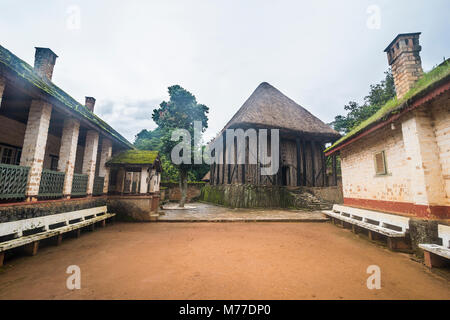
[301,140,307,186]
[310,141,316,187]
[332,154,337,186]
[321,143,327,187]
[296,138,301,186]
[210,163,215,185]
[256,130,260,185]
[222,134,226,184]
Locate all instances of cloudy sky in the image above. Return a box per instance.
[1,0,449,143]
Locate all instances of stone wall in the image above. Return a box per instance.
[431,94,450,206]
[0,197,107,223]
[200,184,342,210]
[107,195,159,222]
[161,182,205,202]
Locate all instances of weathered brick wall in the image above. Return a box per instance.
[340,97,449,217]
[430,95,450,206]
[341,123,411,203]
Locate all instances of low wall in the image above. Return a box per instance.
[0,197,107,223]
[107,195,160,222]
[161,182,205,202]
[302,186,343,204]
[201,184,343,210]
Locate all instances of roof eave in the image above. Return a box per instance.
[325,77,450,156]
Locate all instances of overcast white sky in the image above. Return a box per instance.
[1,0,449,143]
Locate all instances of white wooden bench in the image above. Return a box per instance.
[0,206,115,266]
[322,204,411,251]
[419,224,450,268]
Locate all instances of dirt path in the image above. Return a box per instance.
[0,222,448,299]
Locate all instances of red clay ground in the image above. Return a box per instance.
[0,222,449,299]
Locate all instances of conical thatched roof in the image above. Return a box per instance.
[221,82,339,139]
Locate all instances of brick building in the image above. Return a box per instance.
[0,45,161,264]
[325,33,449,220]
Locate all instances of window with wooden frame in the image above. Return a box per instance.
[374,151,387,175]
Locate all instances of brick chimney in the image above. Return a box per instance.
[384,33,423,99]
[85,97,96,112]
[34,47,58,80]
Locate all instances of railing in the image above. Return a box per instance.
[93,176,105,196]
[0,163,30,200]
[72,173,88,197]
[38,169,65,198]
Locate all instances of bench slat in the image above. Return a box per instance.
[419,244,450,260]
[332,204,409,232]
[323,210,406,238]
[0,206,107,238]
[0,213,115,252]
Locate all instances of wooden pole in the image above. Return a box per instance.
[296,138,301,187]
[222,134,226,184]
[332,154,337,186]
[301,140,307,186]
[321,143,327,187]
[310,141,316,187]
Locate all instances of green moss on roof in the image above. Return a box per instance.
[326,61,450,153]
[107,150,159,165]
[0,45,134,149]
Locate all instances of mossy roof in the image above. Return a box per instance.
[325,60,450,154]
[0,45,134,149]
[106,150,159,165]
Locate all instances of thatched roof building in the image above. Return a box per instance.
[221,82,339,140]
[210,82,340,187]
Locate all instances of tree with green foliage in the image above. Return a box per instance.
[332,69,395,134]
[152,85,209,207]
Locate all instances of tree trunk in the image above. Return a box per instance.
[179,168,188,208]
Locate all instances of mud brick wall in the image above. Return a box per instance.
[0,197,107,223]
